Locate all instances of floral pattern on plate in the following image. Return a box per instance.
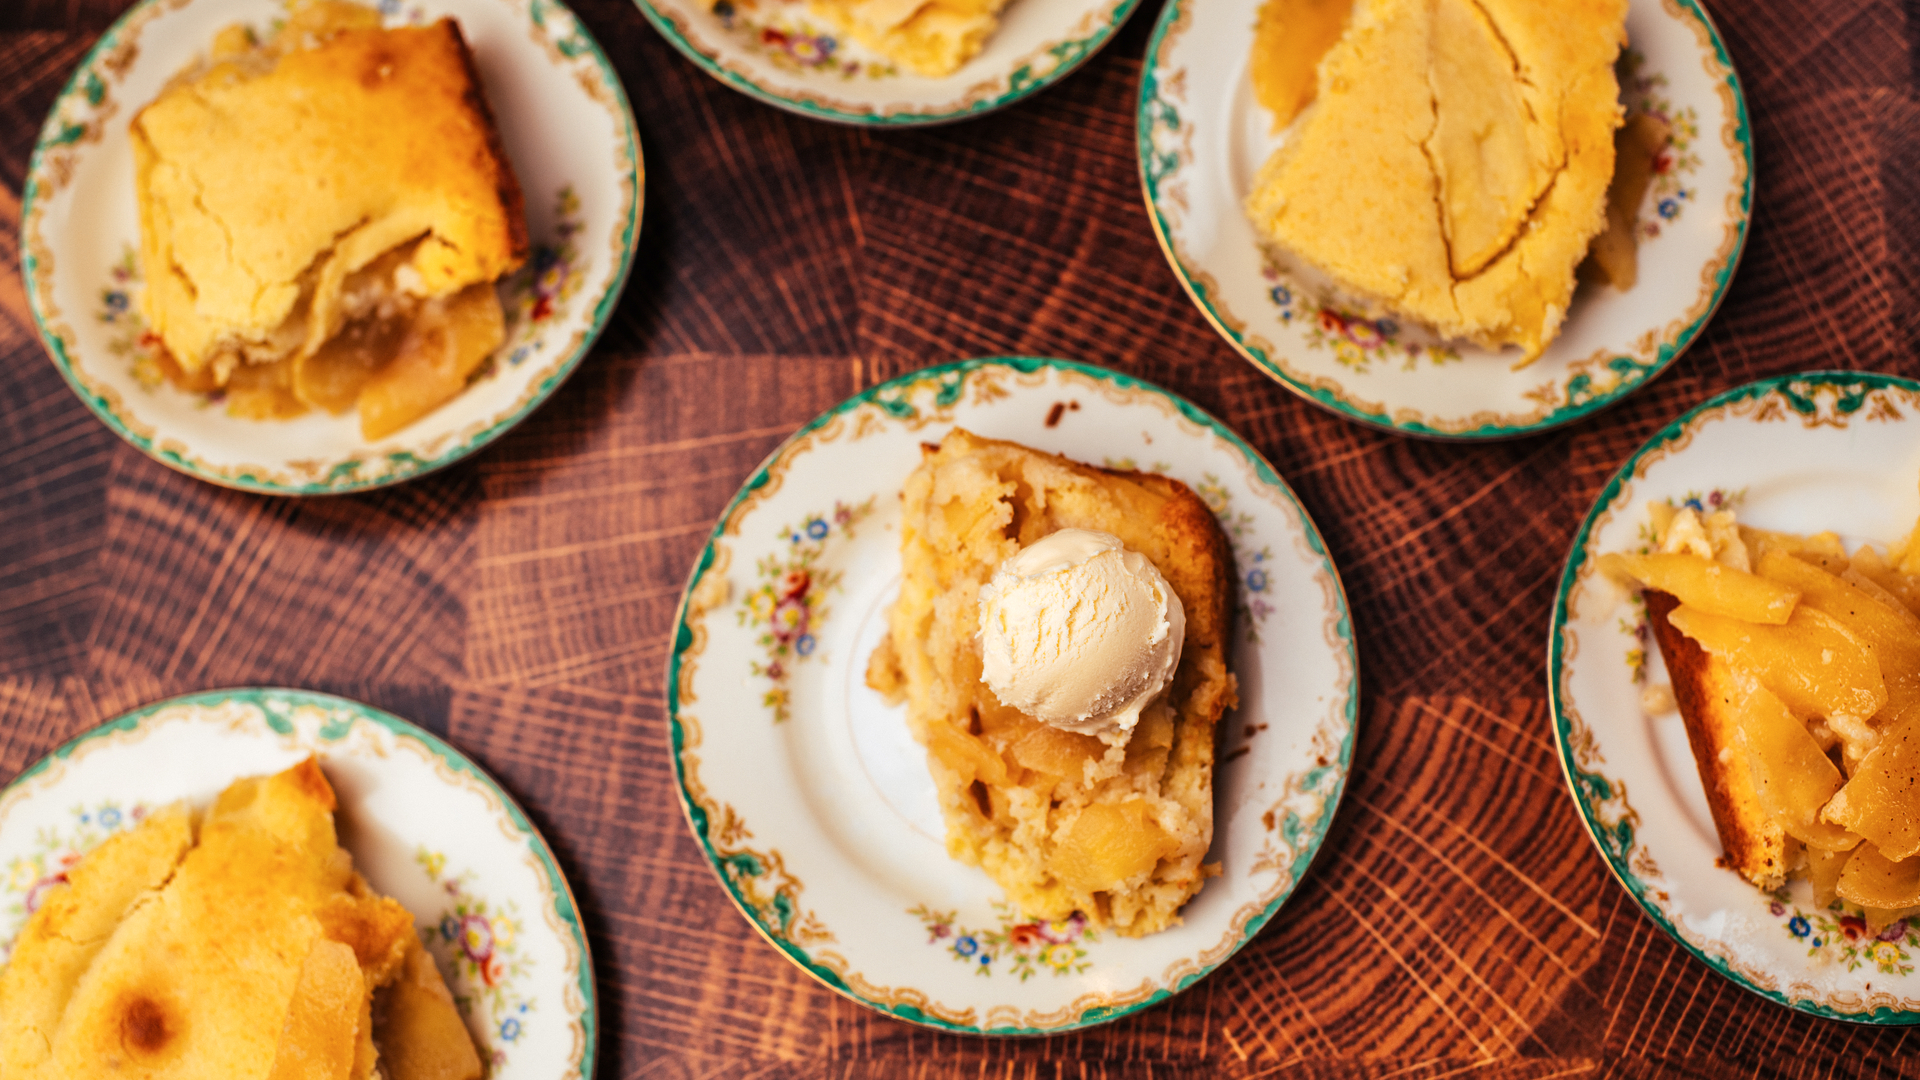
[741,497,876,722]
[910,903,1097,980]
[420,847,537,1070]
[632,0,1140,125]
[1619,47,1704,235]
[1257,271,1465,376]
[1768,893,1920,977]
[710,0,897,78]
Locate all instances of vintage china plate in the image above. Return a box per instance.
[633,0,1137,124]
[1551,372,1920,1023]
[23,0,642,494]
[1137,0,1752,439]
[666,356,1357,1033]
[0,688,597,1072]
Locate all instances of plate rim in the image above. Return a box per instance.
[20,0,646,497]
[1546,369,1920,1025]
[629,0,1142,127]
[1133,0,1755,441]
[663,354,1360,1034]
[0,685,603,1070]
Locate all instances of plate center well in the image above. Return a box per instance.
[843,577,946,843]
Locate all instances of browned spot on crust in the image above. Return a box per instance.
[121,995,173,1056]
[969,780,992,819]
[358,45,396,87]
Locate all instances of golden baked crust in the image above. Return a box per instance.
[1646,589,1791,889]
[0,805,194,1079]
[1244,0,1625,362]
[0,760,482,1080]
[869,429,1237,936]
[132,8,526,378]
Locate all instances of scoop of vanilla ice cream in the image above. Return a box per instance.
[977,529,1186,742]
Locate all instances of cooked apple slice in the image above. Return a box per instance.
[1732,673,1854,850]
[1757,548,1920,670]
[1668,604,1885,723]
[1838,842,1920,910]
[1826,703,1920,860]
[358,284,504,440]
[1052,801,1178,894]
[1604,551,1799,624]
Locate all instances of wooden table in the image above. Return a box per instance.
[3,0,1917,1073]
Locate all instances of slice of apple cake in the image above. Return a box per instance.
[868,429,1238,936]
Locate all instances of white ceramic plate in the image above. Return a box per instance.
[1138,0,1752,439]
[633,0,1137,124]
[666,356,1357,1033]
[24,0,642,494]
[1551,372,1920,1023]
[0,689,597,1072]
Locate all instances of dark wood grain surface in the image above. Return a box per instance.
[4,0,1919,1074]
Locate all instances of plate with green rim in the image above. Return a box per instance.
[23,0,642,495]
[632,0,1139,125]
[1137,0,1753,439]
[1551,371,1920,1022]
[0,687,597,1073]
[665,355,1357,1033]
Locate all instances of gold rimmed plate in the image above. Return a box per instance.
[666,356,1357,1033]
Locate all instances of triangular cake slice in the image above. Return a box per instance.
[1246,0,1626,361]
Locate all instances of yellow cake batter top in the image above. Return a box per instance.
[1245,0,1627,362]
[133,3,526,376]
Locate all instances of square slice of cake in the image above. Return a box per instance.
[868,429,1238,936]
[132,0,527,435]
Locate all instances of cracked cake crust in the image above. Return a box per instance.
[131,6,527,384]
[1244,0,1626,364]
